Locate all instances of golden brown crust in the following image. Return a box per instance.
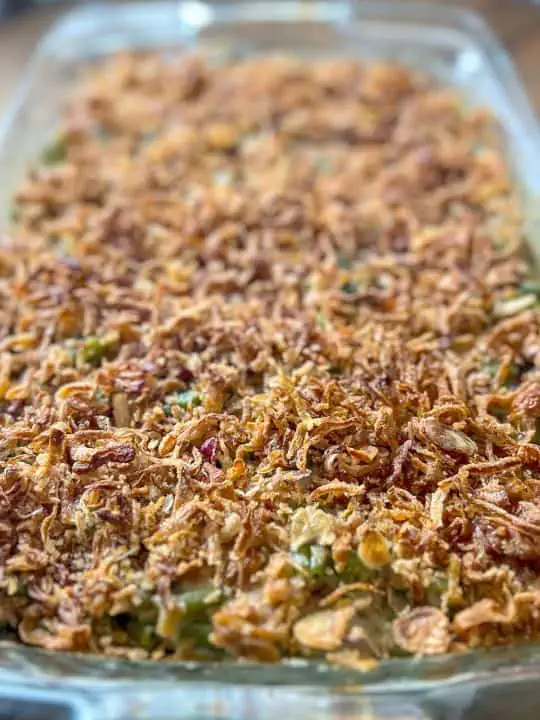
[2,53,540,663]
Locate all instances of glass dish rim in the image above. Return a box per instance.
[1,0,540,159]
[1,0,540,698]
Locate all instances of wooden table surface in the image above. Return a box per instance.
[1,0,540,111]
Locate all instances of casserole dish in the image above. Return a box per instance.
[1,2,540,718]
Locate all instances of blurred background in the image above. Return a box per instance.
[1,1,540,113]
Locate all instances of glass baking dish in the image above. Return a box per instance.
[2,2,540,718]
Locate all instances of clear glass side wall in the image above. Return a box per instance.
[1,1,540,218]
